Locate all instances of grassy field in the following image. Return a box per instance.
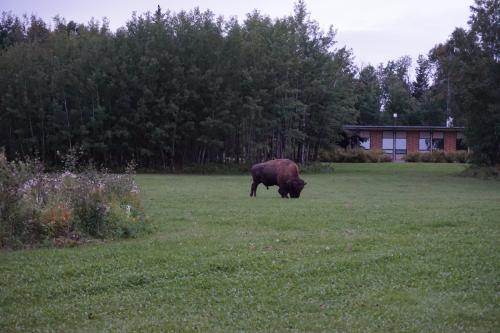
[1,163,499,332]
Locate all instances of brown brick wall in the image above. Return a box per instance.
[370,131,383,150]
[407,131,419,153]
[444,132,457,152]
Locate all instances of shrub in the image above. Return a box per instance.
[40,204,72,239]
[431,151,446,163]
[319,148,391,163]
[420,152,431,162]
[451,151,470,163]
[369,150,392,162]
[0,152,148,249]
[405,152,420,162]
[460,165,499,179]
[0,153,43,247]
[404,151,470,163]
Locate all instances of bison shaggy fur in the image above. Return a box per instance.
[250,159,306,198]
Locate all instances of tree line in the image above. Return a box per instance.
[0,0,498,168]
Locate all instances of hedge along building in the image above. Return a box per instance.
[343,125,466,161]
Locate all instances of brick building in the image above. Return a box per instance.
[343,125,466,161]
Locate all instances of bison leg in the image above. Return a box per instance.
[278,186,289,198]
[250,181,259,197]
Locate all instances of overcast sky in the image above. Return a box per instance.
[2,0,473,69]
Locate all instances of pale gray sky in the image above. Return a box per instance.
[2,0,473,69]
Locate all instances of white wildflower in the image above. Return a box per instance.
[130,183,140,194]
[62,171,76,179]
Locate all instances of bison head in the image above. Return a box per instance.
[286,178,306,198]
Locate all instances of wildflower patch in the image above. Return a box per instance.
[0,153,148,248]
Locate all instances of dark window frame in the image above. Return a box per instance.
[456,133,467,150]
[432,131,444,151]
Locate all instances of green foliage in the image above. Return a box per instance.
[410,55,449,126]
[104,194,148,238]
[412,55,430,99]
[319,148,391,163]
[377,56,417,125]
[0,1,496,168]
[1,165,499,331]
[353,54,449,127]
[405,151,470,163]
[428,0,500,166]
[0,3,357,168]
[355,65,381,124]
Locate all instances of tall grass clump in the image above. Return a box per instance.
[0,152,148,249]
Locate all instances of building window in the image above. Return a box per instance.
[419,132,431,151]
[395,132,406,160]
[383,131,393,155]
[456,132,467,150]
[359,131,370,150]
[432,131,444,150]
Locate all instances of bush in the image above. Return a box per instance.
[404,152,420,162]
[0,152,148,249]
[451,151,470,163]
[404,151,470,163]
[319,148,391,163]
[431,151,446,163]
[459,165,499,179]
[0,153,43,247]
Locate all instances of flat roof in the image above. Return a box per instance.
[343,125,465,131]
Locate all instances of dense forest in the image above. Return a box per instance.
[0,0,498,168]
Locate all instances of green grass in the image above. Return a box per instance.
[1,163,499,332]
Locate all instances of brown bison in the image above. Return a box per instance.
[250,159,306,198]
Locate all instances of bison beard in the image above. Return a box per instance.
[250,159,306,198]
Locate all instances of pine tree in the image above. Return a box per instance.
[356,65,381,124]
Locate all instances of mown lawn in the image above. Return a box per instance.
[1,163,499,332]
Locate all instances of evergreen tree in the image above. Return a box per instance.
[412,55,430,99]
[356,65,381,124]
[378,57,416,125]
[411,54,447,125]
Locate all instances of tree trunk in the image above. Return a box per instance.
[63,96,72,149]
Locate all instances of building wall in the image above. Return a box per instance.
[407,131,419,153]
[370,131,383,150]
[361,128,462,159]
[444,132,457,152]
